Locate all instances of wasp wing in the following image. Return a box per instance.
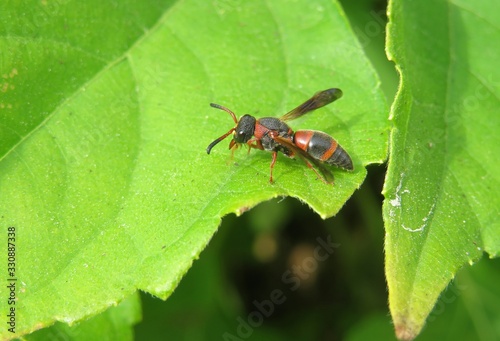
[272,135,334,184]
[280,88,343,122]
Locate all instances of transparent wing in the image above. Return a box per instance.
[280,88,343,122]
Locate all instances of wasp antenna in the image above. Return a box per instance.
[206,127,235,154]
[210,103,239,124]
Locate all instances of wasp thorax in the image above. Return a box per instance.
[233,115,256,143]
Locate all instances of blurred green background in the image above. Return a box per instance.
[135,0,500,340]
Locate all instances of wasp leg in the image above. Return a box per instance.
[269,133,335,184]
[246,138,264,154]
[269,151,278,183]
[302,159,332,185]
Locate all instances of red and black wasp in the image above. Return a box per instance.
[206,88,353,184]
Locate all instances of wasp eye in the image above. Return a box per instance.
[234,130,247,143]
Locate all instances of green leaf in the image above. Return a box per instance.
[383,0,500,339]
[345,258,500,341]
[0,0,387,337]
[25,293,141,341]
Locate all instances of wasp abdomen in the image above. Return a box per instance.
[327,144,353,170]
[293,130,353,171]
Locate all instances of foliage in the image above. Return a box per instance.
[0,0,498,340]
[0,0,385,339]
[384,0,500,338]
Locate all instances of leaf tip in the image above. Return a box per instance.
[394,320,420,341]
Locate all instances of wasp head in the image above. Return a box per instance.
[206,104,256,154]
[233,115,256,144]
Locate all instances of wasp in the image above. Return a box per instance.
[206,88,353,184]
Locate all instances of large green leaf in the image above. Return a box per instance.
[344,259,500,341]
[0,0,387,337]
[384,0,500,339]
[26,293,141,341]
